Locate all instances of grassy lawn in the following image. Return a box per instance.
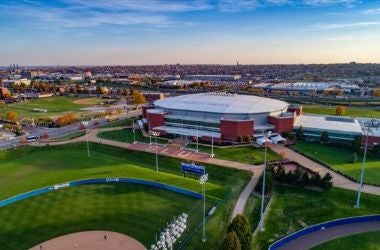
[98,128,168,144]
[0,184,209,249]
[0,96,105,119]
[291,140,380,185]
[186,143,281,164]
[253,186,380,250]
[49,131,86,141]
[99,117,137,128]
[302,104,380,118]
[312,231,380,250]
[0,142,251,249]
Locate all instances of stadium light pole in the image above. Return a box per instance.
[149,121,152,144]
[151,131,160,172]
[132,119,136,144]
[196,124,199,152]
[200,173,208,243]
[259,131,271,231]
[355,119,374,208]
[210,136,214,158]
[82,121,90,157]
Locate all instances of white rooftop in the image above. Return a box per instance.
[154,93,288,114]
[295,115,363,134]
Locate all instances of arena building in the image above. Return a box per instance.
[143,92,300,142]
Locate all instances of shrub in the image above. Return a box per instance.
[295,126,305,140]
[237,135,243,143]
[372,144,380,159]
[227,215,252,250]
[282,131,295,140]
[220,232,241,250]
[335,105,346,116]
[321,172,333,190]
[320,131,329,144]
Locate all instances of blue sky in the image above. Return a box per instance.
[0,0,379,65]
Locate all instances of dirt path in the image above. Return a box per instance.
[30,231,146,250]
[269,144,380,196]
[278,221,380,250]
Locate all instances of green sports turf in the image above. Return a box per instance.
[98,128,168,144]
[0,96,104,119]
[252,186,380,250]
[312,231,380,250]
[302,105,380,118]
[186,143,281,165]
[0,183,210,249]
[291,140,380,185]
[0,142,251,249]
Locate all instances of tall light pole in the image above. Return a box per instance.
[82,121,90,157]
[149,121,152,144]
[151,131,160,172]
[196,124,199,152]
[259,131,271,231]
[200,173,208,243]
[132,119,136,144]
[355,119,374,208]
[210,136,214,158]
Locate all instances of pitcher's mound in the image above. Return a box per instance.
[30,231,146,250]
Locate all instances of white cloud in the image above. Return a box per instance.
[303,0,359,7]
[313,21,380,30]
[361,8,380,15]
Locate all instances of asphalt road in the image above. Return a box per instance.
[0,109,140,150]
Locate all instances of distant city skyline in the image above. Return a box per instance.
[1,0,380,66]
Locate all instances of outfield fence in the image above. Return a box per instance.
[0,177,202,207]
[268,214,380,250]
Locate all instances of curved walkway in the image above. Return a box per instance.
[277,221,380,250]
[30,231,146,250]
[269,144,380,196]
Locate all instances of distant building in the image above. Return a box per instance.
[184,74,241,81]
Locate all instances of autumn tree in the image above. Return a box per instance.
[7,111,18,122]
[335,106,346,116]
[133,92,146,104]
[373,89,380,97]
[41,132,49,140]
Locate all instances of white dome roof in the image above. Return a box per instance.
[154,93,288,114]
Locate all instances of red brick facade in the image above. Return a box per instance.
[287,106,302,116]
[362,135,380,148]
[268,116,294,134]
[142,105,155,118]
[146,112,166,129]
[220,119,254,141]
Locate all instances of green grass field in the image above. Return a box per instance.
[291,140,380,185]
[0,184,208,249]
[0,96,105,119]
[302,104,380,118]
[312,231,380,250]
[252,186,380,250]
[0,142,250,249]
[99,117,137,128]
[98,128,168,144]
[186,143,281,164]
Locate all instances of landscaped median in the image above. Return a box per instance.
[290,140,380,186]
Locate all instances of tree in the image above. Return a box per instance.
[279,151,287,159]
[301,172,310,186]
[255,171,273,194]
[320,131,329,144]
[335,106,346,116]
[41,132,49,140]
[352,135,361,153]
[243,135,251,143]
[321,173,333,190]
[352,152,358,163]
[133,92,146,104]
[0,100,5,112]
[237,135,243,143]
[372,144,380,158]
[373,89,380,97]
[6,111,18,122]
[220,232,241,250]
[295,126,305,140]
[227,214,252,250]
